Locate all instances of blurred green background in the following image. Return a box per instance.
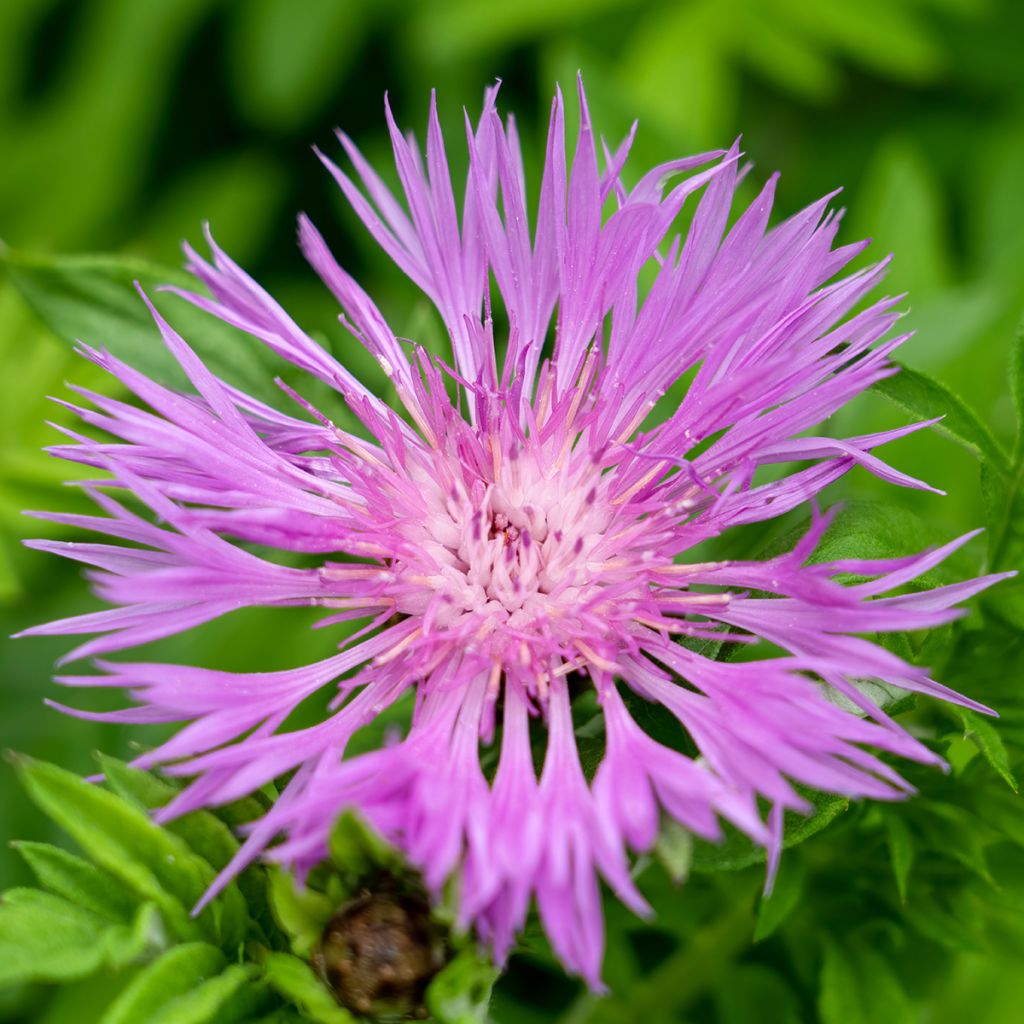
[1,0,1023,1022]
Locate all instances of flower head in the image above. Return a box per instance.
[23,79,1009,986]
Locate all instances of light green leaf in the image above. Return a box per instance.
[149,963,269,1024]
[0,245,283,407]
[266,866,335,958]
[0,889,160,987]
[98,943,227,1024]
[328,808,404,879]
[98,755,242,872]
[425,948,500,1024]
[653,817,694,884]
[754,857,804,941]
[951,707,1018,792]
[13,840,139,922]
[260,952,358,1024]
[14,755,245,948]
[1012,316,1024,446]
[872,363,1009,471]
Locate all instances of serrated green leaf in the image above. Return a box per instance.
[13,840,139,921]
[14,755,245,948]
[692,791,848,873]
[885,813,915,903]
[266,866,334,958]
[260,952,357,1024]
[149,963,269,1024]
[951,707,1018,792]
[98,943,227,1024]
[425,948,500,1024]
[754,856,804,941]
[872,362,1009,471]
[0,889,160,987]
[0,245,282,406]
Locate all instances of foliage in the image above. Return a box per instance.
[2,0,1024,1021]
[0,755,495,1024]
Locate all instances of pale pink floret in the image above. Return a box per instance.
[22,78,1010,986]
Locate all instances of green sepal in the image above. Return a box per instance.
[425,947,500,1024]
[259,952,358,1024]
[265,867,335,959]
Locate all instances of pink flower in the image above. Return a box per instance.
[22,79,1009,986]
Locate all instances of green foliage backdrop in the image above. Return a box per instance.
[1,1,1023,1021]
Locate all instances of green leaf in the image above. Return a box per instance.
[873,362,1009,471]
[753,857,804,941]
[692,791,848,873]
[13,840,139,921]
[951,707,1018,792]
[98,755,242,872]
[712,964,802,1024]
[885,813,915,903]
[0,889,161,987]
[1009,316,1024,436]
[425,948,500,1024]
[148,964,270,1024]
[229,0,366,130]
[260,952,358,1024]
[653,817,694,884]
[817,940,865,1024]
[98,943,227,1024]
[266,866,335,958]
[14,755,246,948]
[327,808,404,879]
[0,245,283,407]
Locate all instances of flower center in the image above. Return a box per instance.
[397,449,616,637]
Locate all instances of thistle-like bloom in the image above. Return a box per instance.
[23,81,1009,985]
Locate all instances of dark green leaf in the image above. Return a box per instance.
[817,940,865,1024]
[0,245,282,406]
[692,791,848,873]
[713,964,802,1024]
[754,856,804,941]
[873,363,1009,471]
[98,943,227,1024]
[885,814,915,903]
[951,707,1018,792]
